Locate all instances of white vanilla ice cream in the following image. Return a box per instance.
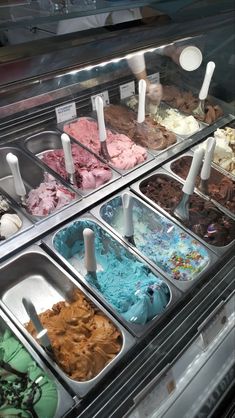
[202,127,235,175]
[155,108,200,136]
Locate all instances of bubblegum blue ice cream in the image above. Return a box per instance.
[53,219,170,325]
[100,196,210,281]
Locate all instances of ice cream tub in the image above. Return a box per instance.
[130,168,235,257]
[163,151,235,219]
[23,130,121,197]
[91,191,216,292]
[0,187,33,245]
[59,116,154,176]
[0,308,76,417]
[0,145,81,222]
[43,214,182,336]
[0,244,135,397]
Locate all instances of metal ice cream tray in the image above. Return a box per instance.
[0,308,76,416]
[57,117,154,176]
[163,150,235,221]
[0,245,135,397]
[130,168,235,258]
[90,190,217,293]
[22,130,121,197]
[43,213,182,337]
[0,145,81,223]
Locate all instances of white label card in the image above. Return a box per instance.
[55,102,77,124]
[119,81,135,100]
[147,72,160,84]
[201,305,228,350]
[91,91,110,110]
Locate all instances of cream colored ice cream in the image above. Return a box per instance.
[0,213,22,238]
[154,108,200,136]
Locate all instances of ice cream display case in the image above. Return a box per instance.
[0,3,235,417]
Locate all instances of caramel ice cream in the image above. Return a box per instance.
[26,289,122,381]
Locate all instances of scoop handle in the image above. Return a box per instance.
[137,79,146,124]
[95,96,106,142]
[199,61,215,101]
[22,297,51,348]
[183,147,204,195]
[201,137,216,180]
[61,133,75,175]
[122,192,134,238]
[83,228,97,273]
[6,153,26,197]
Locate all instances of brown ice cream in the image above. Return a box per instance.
[140,174,235,246]
[171,156,235,214]
[104,104,176,151]
[26,289,122,381]
[162,85,223,124]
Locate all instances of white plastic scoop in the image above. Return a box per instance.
[122,192,135,245]
[6,153,27,206]
[199,136,216,195]
[83,228,101,291]
[95,95,110,161]
[22,297,55,359]
[174,147,204,221]
[193,61,216,118]
[137,79,147,124]
[61,133,76,185]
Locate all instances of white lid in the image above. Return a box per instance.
[179,46,203,71]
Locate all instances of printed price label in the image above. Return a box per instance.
[55,102,77,124]
[147,72,160,84]
[201,305,228,350]
[119,81,135,100]
[91,91,110,110]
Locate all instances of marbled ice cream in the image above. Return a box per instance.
[41,144,112,190]
[26,288,122,381]
[162,85,223,124]
[140,174,235,247]
[103,104,176,151]
[171,155,235,214]
[203,127,235,175]
[64,117,147,170]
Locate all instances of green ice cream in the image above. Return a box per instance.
[0,329,58,418]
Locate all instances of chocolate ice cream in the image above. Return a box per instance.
[104,104,176,151]
[26,288,122,381]
[140,174,235,246]
[171,155,235,214]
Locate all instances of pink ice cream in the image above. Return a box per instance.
[26,179,76,216]
[41,144,112,190]
[64,118,147,170]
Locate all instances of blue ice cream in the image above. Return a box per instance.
[53,219,170,325]
[100,196,210,282]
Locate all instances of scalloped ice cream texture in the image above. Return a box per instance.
[0,328,58,418]
[53,219,170,325]
[99,196,210,281]
[63,117,147,170]
[154,108,200,136]
[0,194,22,240]
[41,144,112,190]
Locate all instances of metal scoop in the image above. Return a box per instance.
[6,153,27,207]
[174,147,204,221]
[95,95,111,161]
[22,297,55,360]
[122,192,135,245]
[83,228,101,291]
[199,137,216,195]
[193,61,215,118]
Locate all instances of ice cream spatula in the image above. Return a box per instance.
[61,133,76,185]
[6,153,27,207]
[95,95,111,161]
[174,147,204,221]
[199,136,216,195]
[83,228,101,291]
[22,297,55,360]
[193,61,215,118]
[137,79,147,124]
[122,192,135,245]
